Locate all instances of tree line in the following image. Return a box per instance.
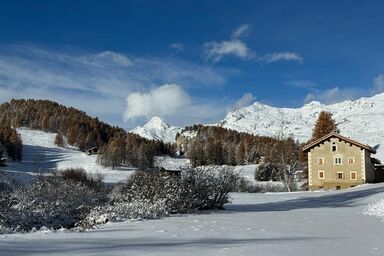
[0,99,126,151]
[178,125,301,167]
[97,133,177,170]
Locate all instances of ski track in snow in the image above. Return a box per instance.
[1,183,384,256]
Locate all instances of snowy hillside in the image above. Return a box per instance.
[3,128,135,184]
[131,116,182,143]
[219,93,384,161]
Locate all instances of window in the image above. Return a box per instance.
[348,157,355,164]
[336,186,341,190]
[318,157,324,165]
[350,172,357,180]
[318,171,324,179]
[337,172,344,179]
[334,157,342,165]
[332,143,337,152]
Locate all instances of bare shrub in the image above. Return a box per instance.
[1,176,108,233]
[181,167,240,209]
[81,167,240,228]
[59,168,105,192]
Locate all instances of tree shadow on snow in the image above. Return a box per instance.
[225,186,384,212]
[0,236,334,255]
[10,144,69,173]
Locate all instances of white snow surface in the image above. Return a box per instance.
[3,128,135,184]
[364,198,384,221]
[219,92,384,161]
[131,116,182,143]
[156,156,191,170]
[1,183,384,256]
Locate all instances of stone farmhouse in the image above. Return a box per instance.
[302,132,379,190]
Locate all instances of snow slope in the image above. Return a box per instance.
[131,116,182,143]
[3,128,135,184]
[1,183,384,256]
[219,92,384,161]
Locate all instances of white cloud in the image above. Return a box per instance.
[123,84,229,126]
[204,24,254,62]
[373,74,384,94]
[231,24,250,39]
[259,52,303,63]
[303,73,384,105]
[95,51,133,67]
[169,42,184,52]
[0,44,231,128]
[204,40,254,62]
[124,84,191,121]
[232,93,255,109]
[304,86,364,104]
[203,24,302,64]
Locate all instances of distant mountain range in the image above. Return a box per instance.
[132,93,384,161]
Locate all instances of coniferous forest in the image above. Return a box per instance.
[0,99,176,169]
[179,125,301,167]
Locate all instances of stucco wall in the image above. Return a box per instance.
[308,138,366,190]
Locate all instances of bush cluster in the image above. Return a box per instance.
[1,167,239,233]
[0,169,108,233]
[81,167,239,228]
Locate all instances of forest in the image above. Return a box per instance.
[0,99,175,169]
[179,125,301,167]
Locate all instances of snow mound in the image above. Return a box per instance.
[219,92,384,161]
[131,116,182,143]
[364,198,384,221]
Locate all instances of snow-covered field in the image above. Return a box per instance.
[2,128,384,255]
[3,128,135,184]
[1,128,260,186]
[1,183,384,256]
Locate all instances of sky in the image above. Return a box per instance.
[1,0,384,130]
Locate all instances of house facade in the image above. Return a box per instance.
[302,132,376,190]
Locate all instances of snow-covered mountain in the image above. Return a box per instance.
[130,116,182,143]
[219,93,384,161]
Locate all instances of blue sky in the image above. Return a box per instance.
[1,0,384,129]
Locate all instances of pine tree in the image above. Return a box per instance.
[311,111,338,141]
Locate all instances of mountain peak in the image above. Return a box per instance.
[131,117,181,143]
[303,101,323,108]
[145,116,170,130]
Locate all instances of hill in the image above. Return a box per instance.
[0,99,126,151]
[2,128,135,185]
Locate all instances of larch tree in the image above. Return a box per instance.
[54,130,64,147]
[311,111,338,141]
